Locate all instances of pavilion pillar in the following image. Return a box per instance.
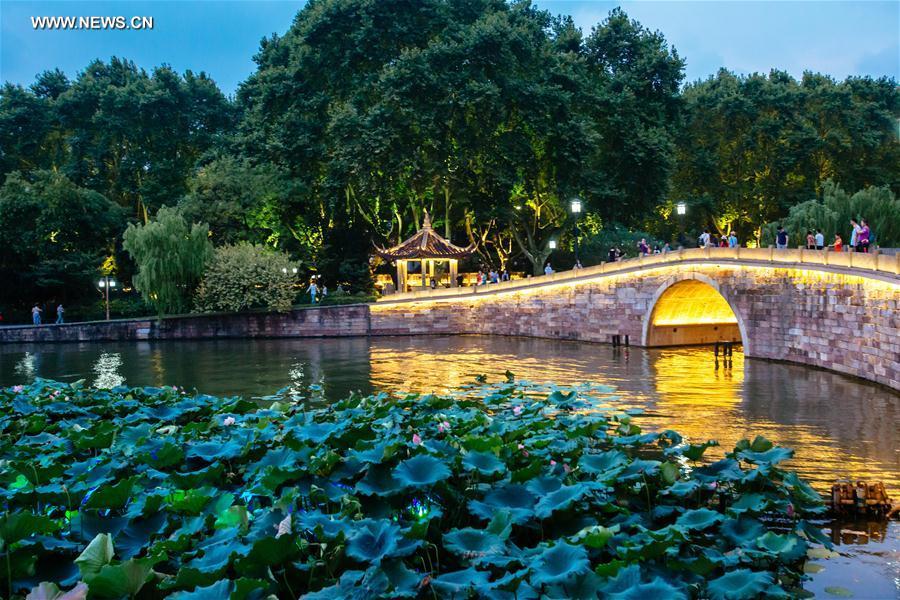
[450,259,458,287]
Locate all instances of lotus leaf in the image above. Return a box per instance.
[721,517,767,546]
[393,455,451,488]
[430,567,491,595]
[737,446,794,465]
[706,568,774,599]
[534,484,588,519]
[462,451,506,476]
[756,532,808,561]
[346,520,407,563]
[674,508,724,531]
[531,542,591,586]
[24,582,88,600]
[608,577,688,600]
[443,528,505,557]
[469,485,536,524]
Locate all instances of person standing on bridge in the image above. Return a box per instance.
[833,233,843,253]
[544,263,554,276]
[775,226,789,249]
[849,219,861,251]
[55,303,64,324]
[806,231,816,250]
[815,229,825,250]
[306,279,318,304]
[728,232,738,248]
[858,219,870,253]
[31,304,42,325]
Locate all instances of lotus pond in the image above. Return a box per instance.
[1,335,898,598]
[0,376,840,599]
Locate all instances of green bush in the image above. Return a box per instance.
[194,243,299,313]
[0,378,829,599]
[64,296,154,322]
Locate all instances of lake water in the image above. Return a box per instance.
[1,335,898,597]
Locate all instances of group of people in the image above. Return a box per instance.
[698,230,740,248]
[637,239,673,256]
[475,269,510,285]
[775,218,871,252]
[305,275,328,304]
[30,303,64,325]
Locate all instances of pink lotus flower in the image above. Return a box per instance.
[563,463,572,473]
[438,421,450,433]
[223,416,236,426]
[412,433,422,445]
[12,385,23,393]
[709,482,718,490]
[517,443,525,450]
[513,406,523,416]
[786,503,795,518]
[275,513,292,538]
[550,459,557,467]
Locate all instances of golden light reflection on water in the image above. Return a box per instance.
[368,337,900,494]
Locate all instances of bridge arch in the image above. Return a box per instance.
[641,273,750,352]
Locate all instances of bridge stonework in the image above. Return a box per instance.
[371,249,900,391]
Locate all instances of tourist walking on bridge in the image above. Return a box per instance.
[815,229,824,250]
[833,234,843,253]
[55,303,64,324]
[31,304,42,325]
[858,219,870,253]
[775,226,789,249]
[850,219,861,251]
[728,232,738,248]
[306,279,318,304]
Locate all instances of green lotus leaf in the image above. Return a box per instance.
[381,559,421,595]
[728,493,770,514]
[619,459,661,481]
[84,557,155,599]
[545,572,601,600]
[823,586,854,597]
[531,542,590,586]
[660,480,701,498]
[570,525,618,549]
[349,442,391,464]
[0,512,60,545]
[346,520,407,563]
[393,455,451,488]
[298,511,352,539]
[292,421,340,444]
[469,485,536,524]
[486,510,513,541]
[443,528,505,558]
[608,577,688,600]
[756,532,807,561]
[534,484,589,519]
[579,450,629,479]
[525,476,562,496]
[462,451,506,476]
[706,569,774,600]
[675,508,724,531]
[167,579,233,600]
[693,458,746,482]
[749,435,774,452]
[186,529,250,573]
[430,568,491,596]
[679,440,719,461]
[737,446,794,465]
[74,533,114,580]
[721,517,766,546]
[355,465,402,496]
[185,440,245,462]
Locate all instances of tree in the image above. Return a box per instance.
[122,206,213,316]
[194,243,298,313]
[0,171,125,309]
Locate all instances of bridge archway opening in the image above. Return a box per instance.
[645,279,743,347]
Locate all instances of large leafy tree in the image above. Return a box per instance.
[0,171,125,309]
[672,70,899,244]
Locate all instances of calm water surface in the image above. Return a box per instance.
[1,335,898,598]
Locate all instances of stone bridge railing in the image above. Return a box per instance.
[377,247,900,305]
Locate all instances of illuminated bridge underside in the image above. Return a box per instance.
[647,280,741,346]
[372,248,900,390]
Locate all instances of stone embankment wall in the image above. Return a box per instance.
[0,305,370,343]
[2,248,898,390]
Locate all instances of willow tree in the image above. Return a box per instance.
[123,206,213,316]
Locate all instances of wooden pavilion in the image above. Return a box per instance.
[375,212,475,292]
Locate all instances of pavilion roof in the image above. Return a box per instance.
[374,212,475,260]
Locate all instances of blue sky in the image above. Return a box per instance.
[1,1,898,96]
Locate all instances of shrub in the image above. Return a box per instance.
[0,378,829,599]
[194,242,298,313]
[123,206,213,316]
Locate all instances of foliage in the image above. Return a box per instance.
[671,70,899,244]
[0,171,125,308]
[761,181,900,247]
[123,207,213,316]
[578,223,665,262]
[0,377,829,598]
[0,59,234,220]
[194,243,299,313]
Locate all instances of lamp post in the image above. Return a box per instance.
[281,267,299,275]
[569,198,583,262]
[98,276,116,321]
[548,240,557,250]
[676,202,687,247]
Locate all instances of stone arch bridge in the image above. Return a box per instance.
[372,248,900,391]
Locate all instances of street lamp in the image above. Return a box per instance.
[676,202,686,216]
[98,276,116,321]
[548,240,557,250]
[282,267,299,275]
[569,198,583,263]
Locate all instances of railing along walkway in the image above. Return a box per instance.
[376,247,900,305]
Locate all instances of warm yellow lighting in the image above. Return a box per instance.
[651,280,738,326]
